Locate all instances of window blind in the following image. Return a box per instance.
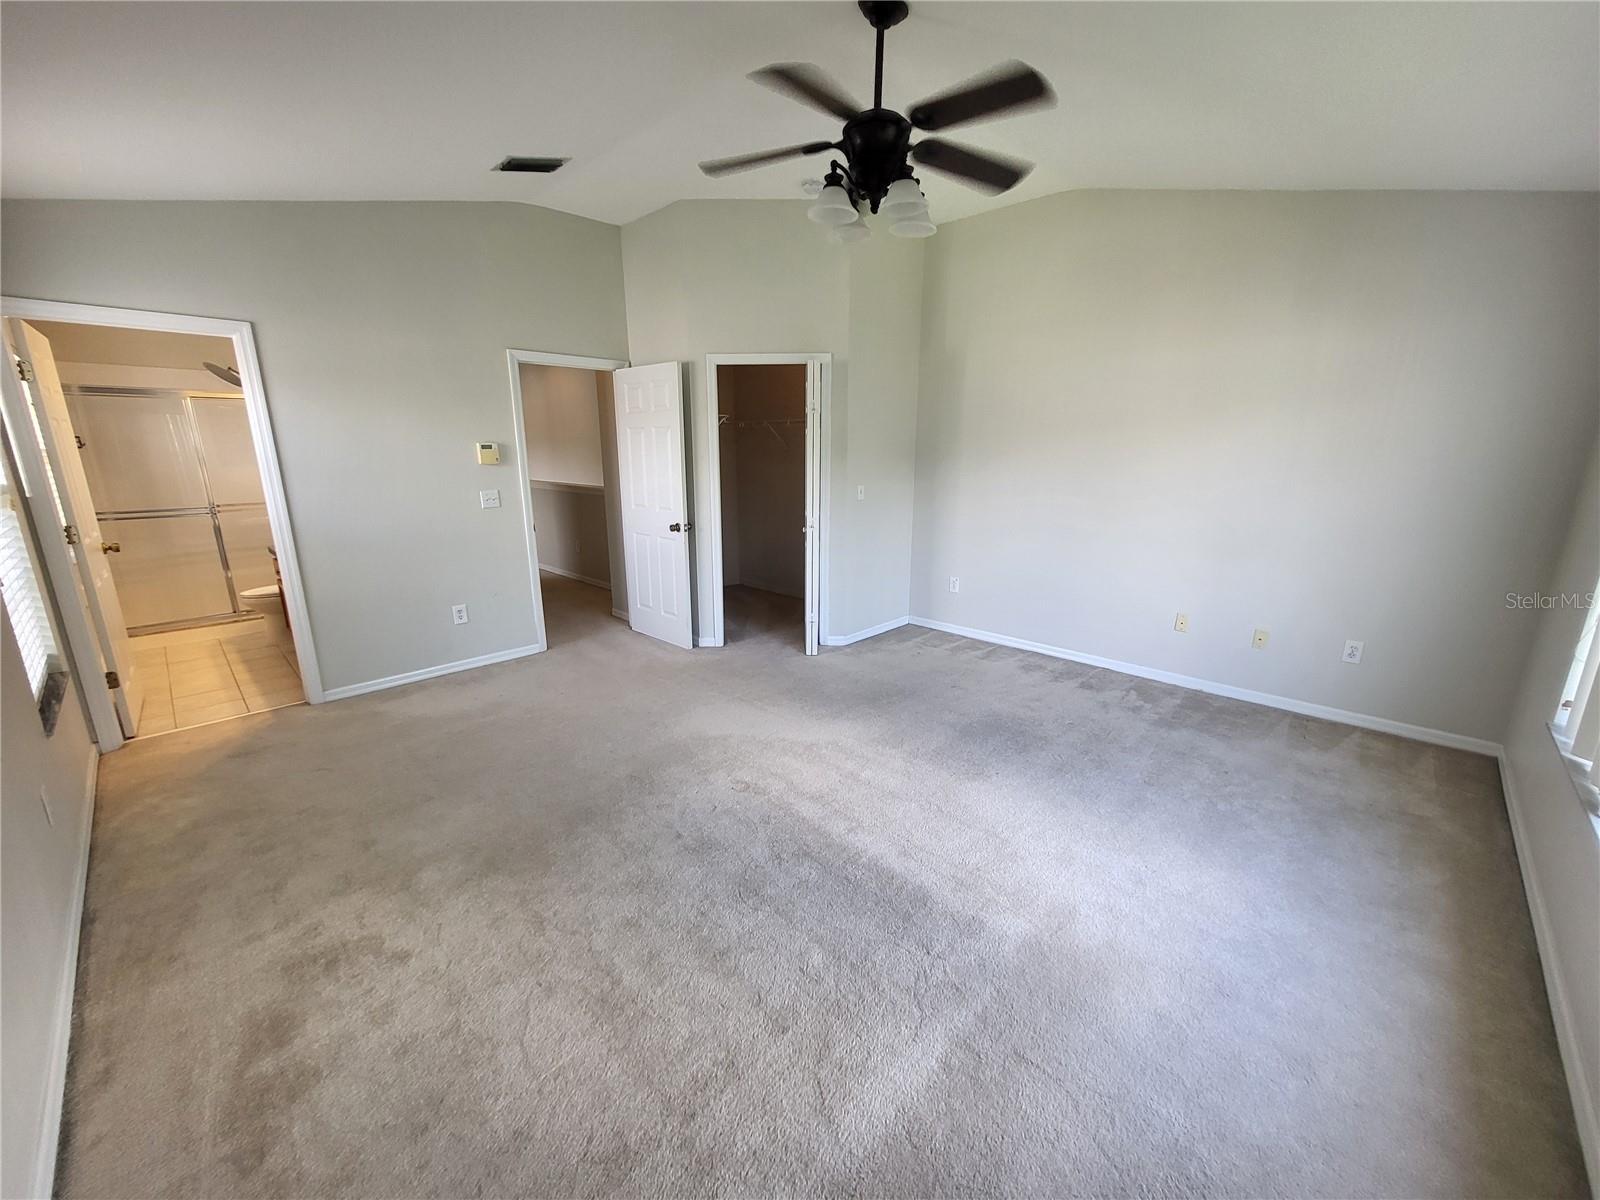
[0,477,59,697]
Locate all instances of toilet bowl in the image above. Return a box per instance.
[239,584,292,650]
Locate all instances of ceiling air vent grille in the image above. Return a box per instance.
[493,157,568,173]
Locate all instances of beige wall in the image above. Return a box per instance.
[29,320,236,372]
[912,190,1599,743]
[521,363,605,488]
[1,200,629,691]
[530,484,611,588]
[620,200,924,643]
[1501,444,1600,1181]
[1,603,97,1200]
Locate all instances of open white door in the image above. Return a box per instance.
[3,320,145,736]
[612,362,694,650]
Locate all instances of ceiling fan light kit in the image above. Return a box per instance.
[889,215,936,238]
[807,181,860,225]
[833,217,872,243]
[880,177,927,220]
[699,0,1054,243]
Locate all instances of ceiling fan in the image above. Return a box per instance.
[698,0,1054,239]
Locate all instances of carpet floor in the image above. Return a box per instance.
[58,572,1587,1198]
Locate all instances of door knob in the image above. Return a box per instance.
[101,541,121,554]
[669,521,693,532]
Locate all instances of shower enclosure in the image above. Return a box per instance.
[64,386,275,633]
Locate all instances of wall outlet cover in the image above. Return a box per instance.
[1252,628,1269,649]
[1342,639,1364,664]
[479,489,501,509]
[949,576,960,593]
[1173,612,1190,633]
[452,604,469,625]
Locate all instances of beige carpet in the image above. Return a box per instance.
[59,572,1587,1198]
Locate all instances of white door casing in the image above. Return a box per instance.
[803,360,820,656]
[3,320,145,735]
[612,362,694,650]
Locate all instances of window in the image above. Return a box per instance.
[1553,579,1600,818]
[0,461,67,730]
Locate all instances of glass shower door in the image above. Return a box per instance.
[190,395,276,595]
[65,388,241,631]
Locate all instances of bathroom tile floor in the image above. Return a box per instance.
[129,618,304,735]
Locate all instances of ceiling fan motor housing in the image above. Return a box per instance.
[840,109,914,212]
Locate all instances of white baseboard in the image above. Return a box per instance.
[1497,756,1600,1194]
[538,564,610,591]
[32,750,99,1200]
[323,644,544,702]
[823,615,910,647]
[907,616,1501,756]
[611,608,628,622]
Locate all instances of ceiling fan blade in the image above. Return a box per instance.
[910,138,1033,194]
[749,63,862,121]
[907,61,1054,132]
[699,141,836,177]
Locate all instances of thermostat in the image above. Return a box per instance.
[475,442,501,465]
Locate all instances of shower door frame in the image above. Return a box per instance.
[66,384,261,634]
[1,296,325,704]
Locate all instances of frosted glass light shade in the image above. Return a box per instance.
[833,217,871,243]
[807,184,858,226]
[890,216,937,238]
[881,178,927,219]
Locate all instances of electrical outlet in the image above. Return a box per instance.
[479,489,501,509]
[1173,612,1190,633]
[452,604,469,625]
[1252,628,1269,650]
[857,485,865,500]
[1342,639,1364,664]
[949,576,960,593]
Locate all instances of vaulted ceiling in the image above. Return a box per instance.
[3,2,1595,227]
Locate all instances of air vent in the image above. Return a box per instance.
[493,157,568,174]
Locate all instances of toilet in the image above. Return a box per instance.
[239,584,293,651]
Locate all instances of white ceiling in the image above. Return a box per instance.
[2,2,1595,227]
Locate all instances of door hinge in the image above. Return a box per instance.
[105,670,121,690]
[63,523,80,546]
[14,358,35,383]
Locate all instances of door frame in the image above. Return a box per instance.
[702,353,831,653]
[505,348,629,652]
[0,296,325,714]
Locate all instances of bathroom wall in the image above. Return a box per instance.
[718,364,807,600]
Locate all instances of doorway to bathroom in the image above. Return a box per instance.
[0,299,319,747]
[507,350,629,649]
